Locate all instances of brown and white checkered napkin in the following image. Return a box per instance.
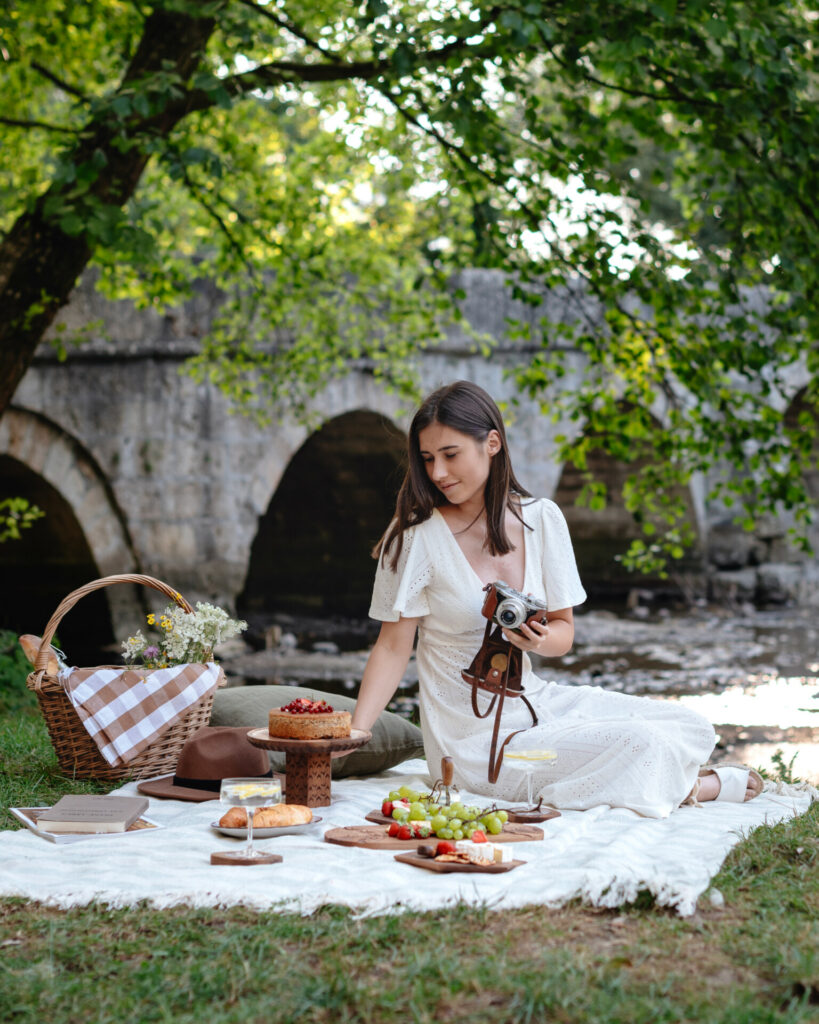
[59,663,223,767]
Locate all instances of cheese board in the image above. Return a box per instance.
[323,823,543,851]
[394,852,525,874]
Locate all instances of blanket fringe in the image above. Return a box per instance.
[763,779,819,802]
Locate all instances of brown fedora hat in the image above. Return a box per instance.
[138,726,273,802]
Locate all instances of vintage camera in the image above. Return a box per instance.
[480,580,548,634]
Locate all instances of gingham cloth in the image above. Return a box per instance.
[59,663,222,767]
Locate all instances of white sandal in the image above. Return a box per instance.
[684,762,764,806]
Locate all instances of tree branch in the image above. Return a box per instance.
[30,61,90,102]
[235,0,343,61]
[0,116,80,134]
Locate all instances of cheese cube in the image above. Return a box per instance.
[455,840,495,864]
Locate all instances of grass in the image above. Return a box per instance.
[1,691,818,1022]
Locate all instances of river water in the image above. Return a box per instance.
[220,605,819,783]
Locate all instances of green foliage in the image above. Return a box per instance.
[757,749,803,785]
[2,1,819,568]
[0,497,44,543]
[0,630,37,714]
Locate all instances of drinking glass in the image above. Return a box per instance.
[219,777,283,859]
[505,749,557,808]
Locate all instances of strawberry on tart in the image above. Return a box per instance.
[268,697,352,740]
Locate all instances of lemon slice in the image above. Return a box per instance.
[225,782,279,799]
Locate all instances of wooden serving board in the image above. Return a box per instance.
[366,808,560,826]
[394,852,525,874]
[323,823,543,850]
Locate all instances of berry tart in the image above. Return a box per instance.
[268,697,352,740]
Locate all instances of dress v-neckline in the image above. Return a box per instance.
[432,505,530,591]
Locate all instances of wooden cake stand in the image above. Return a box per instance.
[246,728,372,807]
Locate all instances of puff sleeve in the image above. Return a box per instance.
[368,522,433,621]
[537,499,587,610]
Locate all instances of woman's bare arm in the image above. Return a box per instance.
[349,615,420,734]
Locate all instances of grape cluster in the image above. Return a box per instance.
[383,785,508,841]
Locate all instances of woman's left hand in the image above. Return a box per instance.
[502,618,551,654]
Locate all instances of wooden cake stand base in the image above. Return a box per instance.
[246,728,372,807]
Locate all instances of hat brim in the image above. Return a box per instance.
[137,775,221,802]
[137,771,286,803]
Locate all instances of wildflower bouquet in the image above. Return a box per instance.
[122,602,247,669]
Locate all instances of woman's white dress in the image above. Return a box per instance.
[369,499,716,818]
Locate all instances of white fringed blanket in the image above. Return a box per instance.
[0,760,814,917]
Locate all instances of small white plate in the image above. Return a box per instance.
[210,816,322,840]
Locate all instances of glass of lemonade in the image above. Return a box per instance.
[219,777,283,858]
[505,749,557,808]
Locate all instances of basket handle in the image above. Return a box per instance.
[32,574,194,681]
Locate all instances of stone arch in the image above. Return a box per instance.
[239,408,407,626]
[0,407,142,647]
[553,408,703,605]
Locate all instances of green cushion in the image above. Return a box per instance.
[209,685,425,777]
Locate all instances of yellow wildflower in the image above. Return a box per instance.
[146,613,156,625]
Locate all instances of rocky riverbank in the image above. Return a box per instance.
[217,605,819,781]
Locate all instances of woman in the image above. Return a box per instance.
[349,381,762,817]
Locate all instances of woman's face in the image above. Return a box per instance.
[417,423,500,507]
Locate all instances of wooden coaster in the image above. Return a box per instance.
[506,808,561,824]
[210,851,283,866]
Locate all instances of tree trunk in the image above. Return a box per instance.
[0,5,219,418]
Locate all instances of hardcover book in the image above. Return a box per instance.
[35,795,150,834]
[10,807,161,844]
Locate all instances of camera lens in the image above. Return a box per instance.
[497,599,525,629]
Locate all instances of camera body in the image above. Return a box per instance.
[480,580,548,635]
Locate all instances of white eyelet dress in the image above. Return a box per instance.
[369,499,716,818]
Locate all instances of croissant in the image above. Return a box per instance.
[219,804,312,828]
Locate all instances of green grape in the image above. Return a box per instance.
[388,790,402,801]
[497,810,509,824]
[452,828,464,840]
[430,814,447,832]
[398,785,418,800]
[408,802,426,821]
[448,818,462,830]
[450,803,466,817]
[485,814,502,835]
[463,825,476,838]
[438,828,454,840]
[392,806,410,821]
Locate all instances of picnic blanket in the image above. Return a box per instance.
[59,663,223,766]
[0,760,814,917]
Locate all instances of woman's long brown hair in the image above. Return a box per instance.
[377,380,532,571]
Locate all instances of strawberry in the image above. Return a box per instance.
[397,824,413,841]
[435,840,456,856]
[388,822,400,837]
[382,800,394,817]
[471,830,488,844]
[411,821,432,838]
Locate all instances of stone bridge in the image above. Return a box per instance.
[2,270,816,658]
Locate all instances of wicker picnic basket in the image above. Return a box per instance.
[26,574,224,781]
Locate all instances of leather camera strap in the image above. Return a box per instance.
[462,621,539,783]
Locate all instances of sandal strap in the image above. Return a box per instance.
[712,765,750,802]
